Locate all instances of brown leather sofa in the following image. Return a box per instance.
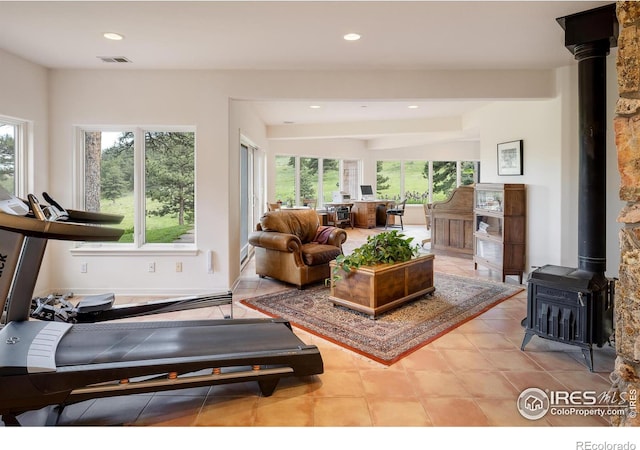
[248,209,348,289]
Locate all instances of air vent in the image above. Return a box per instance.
[97,56,132,63]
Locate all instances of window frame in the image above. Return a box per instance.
[375,159,478,204]
[274,155,362,209]
[71,125,198,256]
[0,115,29,198]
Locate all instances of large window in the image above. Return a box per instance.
[432,161,458,202]
[274,156,361,208]
[403,160,430,204]
[299,157,318,204]
[376,159,478,204]
[81,128,195,246]
[0,118,26,196]
[376,160,401,200]
[322,158,340,204]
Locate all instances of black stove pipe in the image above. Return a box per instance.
[557,3,617,276]
[575,41,609,275]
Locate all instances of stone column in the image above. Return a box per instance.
[610,1,640,427]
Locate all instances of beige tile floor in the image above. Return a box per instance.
[10,226,617,429]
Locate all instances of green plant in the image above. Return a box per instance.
[331,230,420,283]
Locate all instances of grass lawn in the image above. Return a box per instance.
[99,192,193,243]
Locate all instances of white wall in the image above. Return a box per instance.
[46,70,234,295]
[467,99,564,277]
[463,56,622,279]
[0,49,49,290]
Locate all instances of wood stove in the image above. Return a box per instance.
[521,265,615,371]
[520,4,618,372]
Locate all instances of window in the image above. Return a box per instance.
[376,160,401,201]
[432,161,457,201]
[403,160,429,205]
[0,117,27,196]
[274,156,361,208]
[80,128,195,247]
[299,157,318,204]
[460,161,478,186]
[322,158,340,204]
[375,159,478,203]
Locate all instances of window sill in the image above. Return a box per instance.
[70,243,199,257]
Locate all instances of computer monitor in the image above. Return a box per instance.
[360,185,374,199]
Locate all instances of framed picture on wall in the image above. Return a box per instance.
[497,140,523,176]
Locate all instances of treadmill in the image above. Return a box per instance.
[0,193,323,426]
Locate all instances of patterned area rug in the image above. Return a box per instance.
[240,272,523,365]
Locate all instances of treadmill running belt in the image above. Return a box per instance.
[55,320,306,366]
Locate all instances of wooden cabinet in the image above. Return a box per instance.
[473,183,526,283]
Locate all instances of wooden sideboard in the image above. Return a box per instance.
[351,200,395,228]
[429,185,474,257]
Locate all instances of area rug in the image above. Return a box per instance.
[240,273,523,365]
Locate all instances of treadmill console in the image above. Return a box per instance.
[0,186,29,216]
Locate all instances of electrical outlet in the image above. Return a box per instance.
[80,262,88,273]
[176,262,182,272]
[148,262,155,273]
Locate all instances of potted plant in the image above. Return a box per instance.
[329,230,435,319]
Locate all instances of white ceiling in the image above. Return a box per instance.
[0,0,613,144]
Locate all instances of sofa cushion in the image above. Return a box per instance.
[259,209,320,243]
[301,243,341,266]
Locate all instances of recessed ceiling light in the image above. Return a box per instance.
[408,105,420,109]
[103,32,124,41]
[343,33,361,41]
[309,105,321,109]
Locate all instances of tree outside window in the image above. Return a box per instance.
[322,159,340,205]
[376,160,401,200]
[432,161,458,202]
[0,122,16,194]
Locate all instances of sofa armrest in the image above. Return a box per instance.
[325,227,348,248]
[248,231,302,253]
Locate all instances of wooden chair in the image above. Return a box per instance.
[385,199,407,230]
[267,202,281,211]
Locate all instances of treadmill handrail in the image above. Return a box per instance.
[0,211,123,241]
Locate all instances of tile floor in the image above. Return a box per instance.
[8,226,618,429]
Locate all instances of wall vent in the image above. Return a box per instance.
[97,56,132,63]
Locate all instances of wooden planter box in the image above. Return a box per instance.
[329,254,435,319]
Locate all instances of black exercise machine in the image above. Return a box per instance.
[25,192,234,323]
[30,290,234,322]
[0,192,323,426]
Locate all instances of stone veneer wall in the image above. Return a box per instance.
[610,1,640,427]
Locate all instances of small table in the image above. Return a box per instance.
[324,202,354,228]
